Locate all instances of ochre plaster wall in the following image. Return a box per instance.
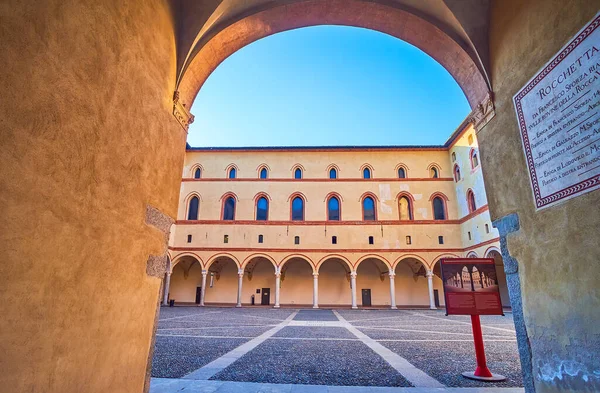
[0,2,183,392]
[483,1,600,391]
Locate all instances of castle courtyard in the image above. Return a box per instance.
[151,307,523,392]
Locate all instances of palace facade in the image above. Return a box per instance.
[165,121,509,308]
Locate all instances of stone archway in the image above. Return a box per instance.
[204,255,240,305]
[242,256,277,306]
[169,255,203,304]
[317,256,353,307]
[355,256,392,308]
[279,256,315,307]
[394,257,430,307]
[174,0,493,132]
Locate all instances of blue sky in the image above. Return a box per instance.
[188,26,470,147]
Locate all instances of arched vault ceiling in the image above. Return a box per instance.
[174,0,490,96]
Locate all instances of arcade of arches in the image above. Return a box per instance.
[2,1,599,393]
[166,251,510,309]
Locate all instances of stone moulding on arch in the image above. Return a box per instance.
[316,254,353,273]
[170,252,204,271]
[241,253,278,270]
[205,252,241,270]
[279,254,316,273]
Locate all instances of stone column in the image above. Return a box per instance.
[426,270,437,310]
[389,272,397,309]
[236,269,244,308]
[350,271,358,309]
[274,269,281,308]
[312,273,319,309]
[162,272,171,305]
[200,270,207,306]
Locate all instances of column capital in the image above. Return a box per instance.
[275,272,281,278]
[202,270,207,276]
[426,270,434,278]
[388,271,396,278]
[312,272,319,277]
[350,271,357,278]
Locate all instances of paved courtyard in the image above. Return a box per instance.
[151,307,523,393]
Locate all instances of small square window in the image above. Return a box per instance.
[368,236,374,245]
[332,236,337,244]
[258,234,264,243]
[294,236,300,245]
[187,234,192,243]
[224,235,229,244]
[406,236,411,245]
[468,231,472,240]
[438,236,444,244]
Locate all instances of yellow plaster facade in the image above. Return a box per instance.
[166,124,507,308]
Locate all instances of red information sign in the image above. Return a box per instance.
[440,258,503,316]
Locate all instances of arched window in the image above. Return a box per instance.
[329,168,337,179]
[223,197,235,220]
[327,196,340,221]
[398,196,413,220]
[454,165,461,182]
[398,167,406,178]
[228,168,236,179]
[291,197,304,221]
[259,167,268,179]
[451,152,456,162]
[471,150,479,168]
[467,190,476,213]
[430,167,439,178]
[362,196,376,221]
[187,196,199,220]
[256,197,268,220]
[433,197,446,220]
[363,167,371,179]
[193,168,201,179]
[294,168,302,179]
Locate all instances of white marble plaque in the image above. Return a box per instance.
[514,12,600,210]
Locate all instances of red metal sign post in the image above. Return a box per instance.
[440,258,506,382]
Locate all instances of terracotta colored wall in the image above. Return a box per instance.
[483,1,600,391]
[0,1,183,392]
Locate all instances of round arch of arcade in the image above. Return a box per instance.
[163,252,457,310]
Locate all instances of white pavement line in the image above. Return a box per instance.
[182,310,299,380]
[150,377,525,393]
[332,310,445,389]
[158,310,223,321]
[157,334,257,339]
[376,339,517,342]
[344,314,415,323]
[157,324,276,330]
[409,312,516,333]
[239,314,291,322]
[157,334,514,342]
[357,326,514,337]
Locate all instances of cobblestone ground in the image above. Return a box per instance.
[152,307,523,388]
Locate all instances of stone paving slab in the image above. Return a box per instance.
[293,310,339,321]
[151,378,525,393]
[158,326,274,338]
[273,326,357,339]
[152,336,249,378]
[211,339,412,387]
[355,328,515,341]
[379,340,523,388]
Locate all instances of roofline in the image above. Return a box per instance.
[186,145,448,153]
[443,115,473,147]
